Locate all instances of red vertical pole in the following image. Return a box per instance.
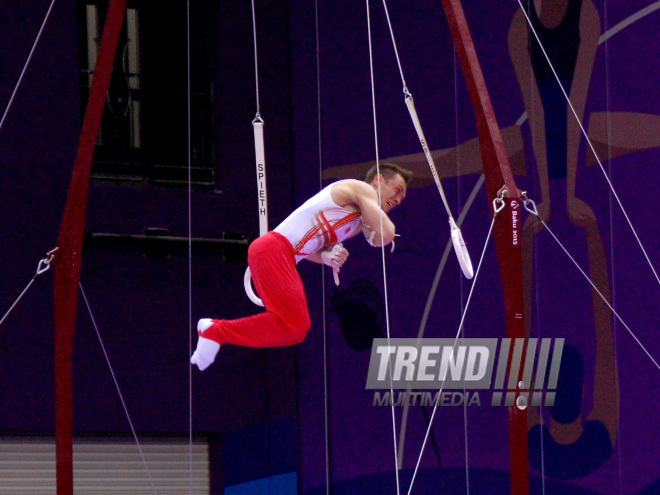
[438,1,529,494]
[53,1,126,493]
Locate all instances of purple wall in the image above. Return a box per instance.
[1,0,658,494]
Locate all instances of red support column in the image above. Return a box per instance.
[439,1,529,494]
[53,1,127,493]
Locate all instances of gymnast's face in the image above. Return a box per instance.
[373,173,407,213]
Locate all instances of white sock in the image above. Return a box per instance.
[197,318,213,333]
[190,337,221,371]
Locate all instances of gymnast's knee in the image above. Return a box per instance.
[288,313,311,343]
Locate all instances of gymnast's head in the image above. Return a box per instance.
[364,162,412,213]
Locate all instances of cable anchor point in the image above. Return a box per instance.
[36,247,59,276]
[492,196,505,214]
[522,194,538,216]
[0,247,59,327]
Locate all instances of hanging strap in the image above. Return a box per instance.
[244,0,269,306]
[381,0,474,279]
[253,115,268,236]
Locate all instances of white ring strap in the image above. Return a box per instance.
[404,91,474,280]
[246,0,269,306]
[253,117,268,236]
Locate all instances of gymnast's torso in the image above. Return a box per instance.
[274,181,362,263]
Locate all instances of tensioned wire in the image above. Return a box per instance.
[388,4,659,491]
[80,282,158,494]
[516,3,659,458]
[509,3,660,488]
[396,174,485,471]
[603,0,625,489]
[376,1,420,477]
[406,198,504,495]
[0,0,57,133]
[523,198,660,372]
[515,0,659,287]
[523,191,658,491]
[0,251,56,327]
[377,1,475,490]
[314,0,332,491]
[186,0,194,491]
[520,1,547,491]
[379,0,455,220]
[251,0,261,118]
[1,2,182,492]
[453,46,471,495]
[365,0,401,493]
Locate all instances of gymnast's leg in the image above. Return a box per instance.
[191,232,311,370]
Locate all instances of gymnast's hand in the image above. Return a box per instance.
[362,223,377,246]
[321,243,349,270]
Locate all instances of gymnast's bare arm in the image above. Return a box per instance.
[330,179,396,246]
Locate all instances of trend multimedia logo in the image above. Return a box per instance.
[366,338,564,408]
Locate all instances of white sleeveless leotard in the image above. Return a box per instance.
[274,181,362,264]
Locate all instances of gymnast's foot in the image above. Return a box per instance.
[190,318,221,371]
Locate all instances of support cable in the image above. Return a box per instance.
[79,282,157,494]
[603,3,625,491]
[244,0,269,306]
[365,1,400,493]
[314,0,332,491]
[397,175,485,468]
[515,0,660,286]
[519,2,549,492]
[251,0,261,118]
[186,0,194,491]
[454,45,471,495]
[0,248,58,327]
[407,196,505,495]
[379,0,473,280]
[522,196,660,372]
[0,0,57,133]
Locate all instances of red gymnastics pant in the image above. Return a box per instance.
[201,231,311,347]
